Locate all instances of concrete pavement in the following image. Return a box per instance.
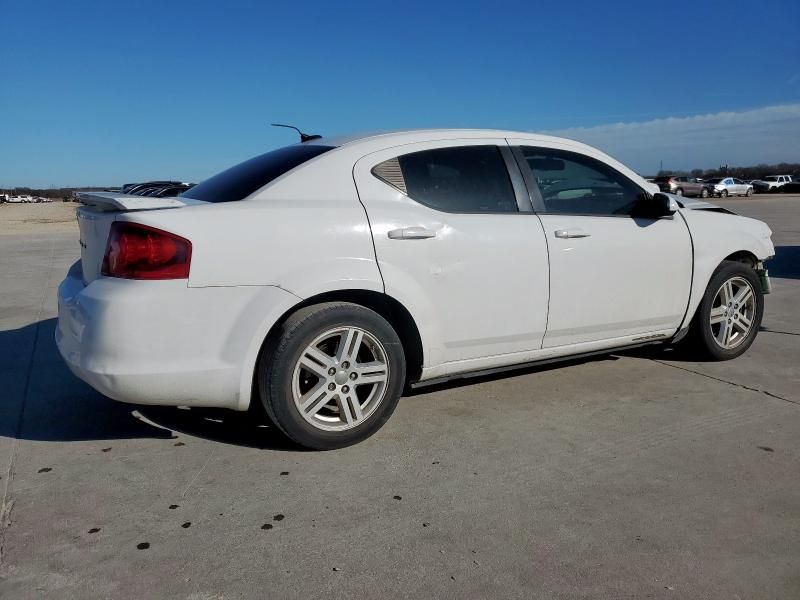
[0,197,798,599]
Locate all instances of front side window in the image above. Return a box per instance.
[372,145,517,213]
[518,147,645,216]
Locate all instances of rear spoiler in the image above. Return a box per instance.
[76,191,201,211]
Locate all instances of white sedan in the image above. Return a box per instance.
[705,177,754,198]
[57,129,775,449]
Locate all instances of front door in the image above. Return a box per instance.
[510,143,693,348]
[353,140,550,369]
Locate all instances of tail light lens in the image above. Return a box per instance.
[102,222,191,280]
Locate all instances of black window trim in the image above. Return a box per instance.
[371,144,535,215]
[510,145,650,218]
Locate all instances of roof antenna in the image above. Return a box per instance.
[270,123,322,142]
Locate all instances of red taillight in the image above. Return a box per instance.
[102,222,191,280]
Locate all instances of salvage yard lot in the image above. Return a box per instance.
[1,197,798,599]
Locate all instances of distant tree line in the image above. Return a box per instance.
[656,162,800,180]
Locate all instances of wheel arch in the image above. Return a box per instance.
[680,251,764,334]
[723,250,758,267]
[248,289,424,410]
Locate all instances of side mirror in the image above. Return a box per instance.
[634,192,678,218]
[653,192,679,215]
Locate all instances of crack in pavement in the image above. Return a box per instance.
[181,448,216,498]
[760,327,800,337]
[651,359,800,407]
[0,237,56,572]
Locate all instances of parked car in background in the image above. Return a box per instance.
[124,181,187,195]
[751,180,769,194]
[705,178,753,198]
[759,175,793,192]
[154,185,193,197]
[122,181,193,197]
[653,175,710,198]
[59,129,774,449]
[779,181,800,193]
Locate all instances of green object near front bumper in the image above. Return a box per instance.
[758,269,772,294]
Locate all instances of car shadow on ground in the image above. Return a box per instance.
[137,405,301,451]
[0,318,300,450]
[769,245,800,279]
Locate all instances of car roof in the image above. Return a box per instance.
[302,128,654,193]
[308,128,589,149]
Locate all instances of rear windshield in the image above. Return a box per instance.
[705,178,723,184]
[181,144,335,203]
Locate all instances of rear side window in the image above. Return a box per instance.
[373,146,517,213]
[181,144,334,203]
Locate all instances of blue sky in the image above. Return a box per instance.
[1,0,798,186]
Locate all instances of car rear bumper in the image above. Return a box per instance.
[56,261,300,410]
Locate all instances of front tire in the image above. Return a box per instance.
[701,188,709,198]
[720,189,729,198]
[258,302,406,450]
[746,188,753,197]
[685,261,763,360]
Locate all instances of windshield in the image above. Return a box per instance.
[763,176,778,181]
[181,144,335,203]
[653,176,673,182]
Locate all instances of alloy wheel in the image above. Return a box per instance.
[709,276,756,350]
[291,326,389,431]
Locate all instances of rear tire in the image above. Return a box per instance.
[746,188,753,197]
[684,261,763,361]
[258,302,406,450]
[675,188,684,196]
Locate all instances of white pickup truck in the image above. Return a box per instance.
[761,175,793,191]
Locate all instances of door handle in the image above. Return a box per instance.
[387,227,437,240]
[554,229,591,239]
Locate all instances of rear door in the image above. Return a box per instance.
[509,143,692,348]
[353,140,550,368]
